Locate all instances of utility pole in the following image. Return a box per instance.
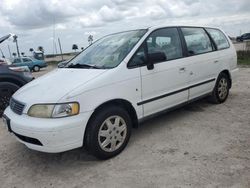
[58,38,63,61]
[0,48,5,58]
[7,45,11,58]
[54,41,58,54]
[52,16,56,56]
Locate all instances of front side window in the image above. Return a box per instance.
[242,33,247,38]
[66,30,147,69]
[206,28,229,50]
[23,58,32,62]
[14,59,21,63]
[129,27,183,67]
[181,27,212,55]
[243,33,250,39]
[146,28,183,60]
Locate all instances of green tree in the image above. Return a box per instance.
[88,35,93,45]
[37,46,44,53]
[29,48,34,54]
[72,44,78,52]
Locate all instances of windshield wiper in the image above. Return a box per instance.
[67,63,101,69]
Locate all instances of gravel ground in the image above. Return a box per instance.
[0,67,250,188]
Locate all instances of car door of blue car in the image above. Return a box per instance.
[22,57,33,69]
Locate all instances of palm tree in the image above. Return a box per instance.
[88,35,93,45]
[72,44,78,52]
[29,48,34,54]
[37,46,44,53]
[13,35,20,57]
[12,52,17,58]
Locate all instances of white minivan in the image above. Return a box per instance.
[3,25,238,159]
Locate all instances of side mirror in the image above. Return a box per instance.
[147,51,167,70]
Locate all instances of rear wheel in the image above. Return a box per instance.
[0,82,20,116]
[85,105,132,159]
[33,65,40,72]
[209,72,230,104]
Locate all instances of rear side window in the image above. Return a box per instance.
[206,28,229,50]
[181,27,212,56]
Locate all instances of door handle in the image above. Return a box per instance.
[214,60,219,63]
[179,67,186,73]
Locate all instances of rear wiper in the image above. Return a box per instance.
[67,63,101,69]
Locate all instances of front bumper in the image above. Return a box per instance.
[230,68,239,83]
[3,107,92,153]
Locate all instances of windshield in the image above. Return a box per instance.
[66,29,147,69]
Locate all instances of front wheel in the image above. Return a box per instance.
[209,72,230,104]
[85,106,132,159]
[0,82,20,116]
[33,65,40,72]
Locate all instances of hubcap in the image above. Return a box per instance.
[218,78,228,100]
[98,115,127,152]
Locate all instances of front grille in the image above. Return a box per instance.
[10,98,25,115]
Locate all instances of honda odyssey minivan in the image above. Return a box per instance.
[3,25,238,159]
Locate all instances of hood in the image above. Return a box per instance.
[14,68,107,104]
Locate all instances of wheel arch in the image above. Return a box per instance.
[33,64,41,68]
[220,69,232,89]
[83,98,139,146]
[0,77,24,87]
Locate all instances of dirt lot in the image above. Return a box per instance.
[0,67,250,188]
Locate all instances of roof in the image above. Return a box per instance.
[147,24,220,31]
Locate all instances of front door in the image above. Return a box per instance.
[130,27,190,117]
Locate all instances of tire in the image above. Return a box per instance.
[0,82,20,116]
[33,65,40,72]
[85,105,132,159]
[209,72,230,104]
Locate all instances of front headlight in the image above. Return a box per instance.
[27,103,79,118]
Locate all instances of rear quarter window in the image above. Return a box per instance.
[206,28,230,50]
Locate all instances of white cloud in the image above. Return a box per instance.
[145,6,167,20]
[79,14,104,27]
[55,24,67,30]
[0,0,250,55]
[84,31,98,36]
[99,5,123,22]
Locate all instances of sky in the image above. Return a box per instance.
[0,0,250,57]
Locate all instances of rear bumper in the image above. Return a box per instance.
[3,107,92,153]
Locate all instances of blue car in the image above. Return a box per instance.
[12,57,47,72]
